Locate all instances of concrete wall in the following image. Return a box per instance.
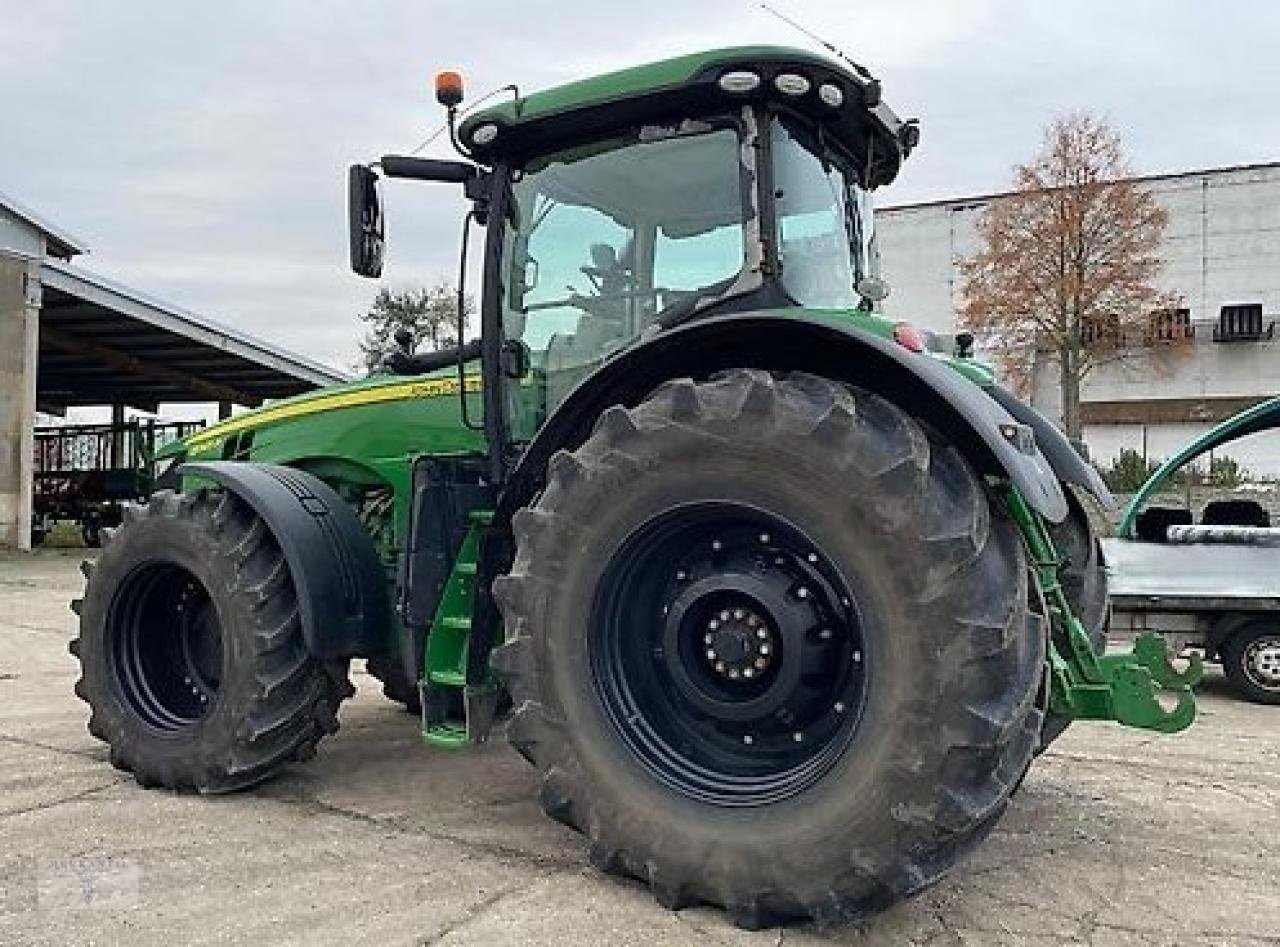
[0,253,40,549]
[878,162,1280,335]
[876,163,1280,472]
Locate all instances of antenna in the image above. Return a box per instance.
[759,3,875,82]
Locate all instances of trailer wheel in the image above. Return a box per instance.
[1222,620,1280,705]
[70,489,354,791]
[492,371,1044,927]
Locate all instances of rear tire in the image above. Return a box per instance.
[1222,620,1280,705]
[70,489,354,792]
[492,371,1044,927]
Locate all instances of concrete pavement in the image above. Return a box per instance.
[2,549,1277,946]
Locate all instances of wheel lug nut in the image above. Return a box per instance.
[704,634,713,645]
[709,619,720,630]
[743,735,754,745]
[711,540,723,552]
[755,658,767,669]
[792,731,803,742]
[756,628,767,640]
[743,668,755,679]
[759,532,770,543]
[852,650,862,663]
[760,644,771,655]
[720,610,730,621]
[819,628,832,640]
[796,587,809,600]
[834,701,845,713]
[715,661,726,673]
[733,608,745,620]
[729,668,740,679]
[807,552,818,564]
[706,649,716,660]
[676,570,688,581]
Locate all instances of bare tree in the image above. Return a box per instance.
[959,113,1183,440]
[357,283,474,374]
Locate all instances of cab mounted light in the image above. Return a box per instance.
[470,123,498,146]
[817,82,844,107]
[435,70,464,108]
[773,73,810,96]
[718,70,761,93]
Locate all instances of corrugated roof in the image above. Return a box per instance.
[0,189,88,259]
[36,260,347,408]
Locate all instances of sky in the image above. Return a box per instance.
[3,0,1279,378]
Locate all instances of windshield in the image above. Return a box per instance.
[771,117,878,310]
[501,121,749,434]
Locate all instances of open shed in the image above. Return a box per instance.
[1,189,346,549]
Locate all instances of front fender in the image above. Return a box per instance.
[181,461,389,660]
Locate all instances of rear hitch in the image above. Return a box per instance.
[1004,487,1200,734]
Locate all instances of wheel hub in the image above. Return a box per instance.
[591,502,869,807]
[705,605,773,678]
[1245,637,1280,689]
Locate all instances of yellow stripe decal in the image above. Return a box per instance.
[186,375,482,449]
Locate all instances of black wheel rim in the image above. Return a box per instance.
[590,502,869,807]
[106,562,223,732]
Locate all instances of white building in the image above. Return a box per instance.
[876,161,1280,475]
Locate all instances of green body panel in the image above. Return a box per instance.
[467,45,854,131]
[176,367,487,551]
[1117,394,1280,537]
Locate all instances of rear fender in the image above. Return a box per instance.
[181,461,389,660]
[985,384,1114,511]
[500,312,1070,524]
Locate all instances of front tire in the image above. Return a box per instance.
[70,490,354,792]
[366,654,422,714]
[492,371,1044,927]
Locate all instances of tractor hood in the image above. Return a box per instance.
[159,367,480,462]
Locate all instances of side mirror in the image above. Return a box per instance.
[348,165,384,278]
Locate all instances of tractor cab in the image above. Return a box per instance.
[350,46,918,448]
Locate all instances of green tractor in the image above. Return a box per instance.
[70,46,1199,927]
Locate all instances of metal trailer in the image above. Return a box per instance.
[32,420,203,547]
[1103,395,1280,704]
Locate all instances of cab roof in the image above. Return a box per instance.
[458,45,917,188]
